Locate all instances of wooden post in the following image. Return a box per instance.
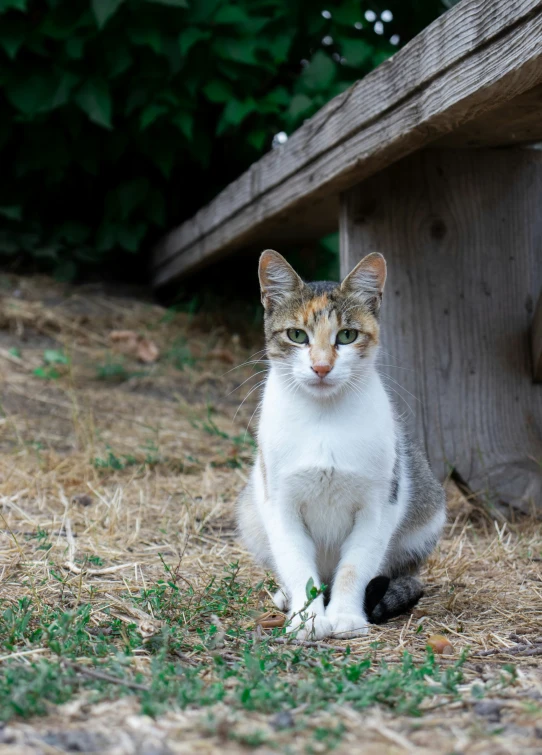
[340,149,542,509]
[533,292,542,382]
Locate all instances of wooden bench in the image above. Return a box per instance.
[153,0,542,509]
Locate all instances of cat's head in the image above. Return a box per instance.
[259,249,386,399]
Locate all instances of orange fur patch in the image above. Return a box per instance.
[335,565,358,593]
[309,310,339,368]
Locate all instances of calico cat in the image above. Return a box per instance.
[237,250,446,639]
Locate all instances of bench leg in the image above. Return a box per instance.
[340,149,542,510]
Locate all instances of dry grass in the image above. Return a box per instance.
[0,273,541,754]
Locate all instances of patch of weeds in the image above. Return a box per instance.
[192,407,256,468]
[230,730,269,748]
[167,337,197,370]
[43,350,68,365]
[193,410,229,440]
[78,555,104,567]
[33,349,69,380]
[1,598,34,649]
[159,297,199,326]
[312,723,346,751]
[158,305,181,325]
[93,444,163,472]
[1,660,79,719]
[0,560,474,737]
[95,357,132,382]
[93,448,136,471]
[25,440,46,464]
[25,527,52,551]
[8,347,21,358]
[141,440,161,465]
[33,366,61,380]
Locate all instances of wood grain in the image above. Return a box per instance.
[340,150,542,509]
[435,84,542,148]
[533,291,542,382]
[153,0,542,285]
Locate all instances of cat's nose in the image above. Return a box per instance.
[311,363,333,378]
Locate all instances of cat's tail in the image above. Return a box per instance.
[364,575,423,624]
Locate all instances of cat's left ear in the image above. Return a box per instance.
[341,253,387,315]
[259,249,303,310]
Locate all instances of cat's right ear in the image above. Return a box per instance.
[258,250,303,310]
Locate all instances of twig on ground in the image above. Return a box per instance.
[171,650,199,666]
[270,637,349,653]
[63,561,137,576]
[475,643,542,657]
[63,661,150,692]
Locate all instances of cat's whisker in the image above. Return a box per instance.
[227,369,271,396]
[380,374,420,404]
[244,400,263,442]
[233,379,267,423]
[377,347,412,369]
[347,380,370,404]
[379,382,415,416]
[243,348,267,362]
[222,356,269,376]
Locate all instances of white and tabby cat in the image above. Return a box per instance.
[237,250,446,639]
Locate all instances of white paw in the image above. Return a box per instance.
[286,612,333,641]
[328,612,369,639]
[272,588,289,612]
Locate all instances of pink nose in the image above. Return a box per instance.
[312,363,332,378]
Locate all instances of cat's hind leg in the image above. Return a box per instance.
[365,506,445,623]
[236,468,273,569]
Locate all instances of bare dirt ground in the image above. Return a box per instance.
[0,274,541,755]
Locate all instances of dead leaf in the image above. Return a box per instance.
[110,331,160,363]
[427,634,454,655]
[138,620,162,638]
[411,608,427,620]
[207,348,235,364]
[110,330,139,355]
[137,338,160,364]
[256,611,285,630]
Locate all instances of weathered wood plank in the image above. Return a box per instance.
[154,0,542,286]
[340,149,542,509]
[533,291,542,382]
[435,84,542,147]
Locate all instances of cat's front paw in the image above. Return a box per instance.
[286,612,332,640]
[272,588,289,612]
[328,612,369,639]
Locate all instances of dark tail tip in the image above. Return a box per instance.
[365,575,423,625]
[364,575,390,616]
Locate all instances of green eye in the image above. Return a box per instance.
[287,328,309,344]
[336,329,358,345]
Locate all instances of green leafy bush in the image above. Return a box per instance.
[0,0,445,280]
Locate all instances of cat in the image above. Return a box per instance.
[236,249,446,640]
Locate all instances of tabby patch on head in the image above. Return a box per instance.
[259,249,386,398]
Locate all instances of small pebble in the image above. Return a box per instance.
[473,700,503,723]
[270,710,295,731]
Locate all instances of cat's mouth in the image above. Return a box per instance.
[305,375,341,394]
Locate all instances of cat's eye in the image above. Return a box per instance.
[336,329,358,345]
[287,328,309,344]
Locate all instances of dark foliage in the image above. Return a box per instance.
[0,0,449,280]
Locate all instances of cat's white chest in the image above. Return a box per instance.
[259,367,394,506]
[292,465,358,553]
